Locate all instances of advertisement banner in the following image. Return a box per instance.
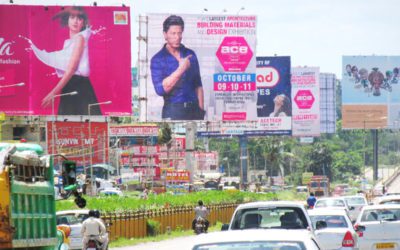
[0,5,131,116]
[166,170,190,183]
[194,151,218,172]
[196,56,291,137]
[145,14,257,121]
[256,56,291,135]
[342,56,400,129]
[291,67,320,137]
[47,121,108,167]
[109,125,159,137]
[319,73,337,133]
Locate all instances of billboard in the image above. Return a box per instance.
[197,56,292,137]
[47,121,108,167]
[0,5,131,116]
[319,73,337,133]
[144,14,257,121]
[342,56,400,129]
[256,56,291,135]
[291,67,320,137]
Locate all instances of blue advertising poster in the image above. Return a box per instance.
[256,56,292,135]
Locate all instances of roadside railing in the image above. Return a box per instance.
[101,203,238,241]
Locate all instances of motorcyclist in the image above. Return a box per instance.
[192,200,210,232]
[81,210,108,250]
[307,192,317,209]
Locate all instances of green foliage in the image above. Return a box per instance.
[56,190,278,212]
[147,219,161,236]
[158,123,172,145]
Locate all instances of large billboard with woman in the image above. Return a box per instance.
[0,5,131,116]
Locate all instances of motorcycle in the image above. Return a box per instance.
[194,217,207,235]
[86,235,103,250]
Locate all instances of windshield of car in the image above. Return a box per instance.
[344,197,367,205]
[361,208,400,222]
[310,215,348,229]
[230,207,308,230]
[193,241,306,250]
[315,199,345,208]
[56,214,81,225]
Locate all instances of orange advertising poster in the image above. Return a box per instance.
[342,105,387,129]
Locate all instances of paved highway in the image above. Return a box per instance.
[110,235,197,250]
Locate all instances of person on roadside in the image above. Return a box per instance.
[307,192,317,209]
[81,210,108,250]
[192,200,210,232]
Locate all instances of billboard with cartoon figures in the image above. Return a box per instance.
[342,56,400,129]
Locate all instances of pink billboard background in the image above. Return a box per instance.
[0,5,131,116]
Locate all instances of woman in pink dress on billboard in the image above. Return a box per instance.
[23,7,101,115]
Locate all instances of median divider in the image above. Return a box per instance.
[102,203,237,241]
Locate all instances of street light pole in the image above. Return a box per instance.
[88,101,112,196]
[50,91,78,155]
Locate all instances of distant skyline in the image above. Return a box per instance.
[3,0,400,77]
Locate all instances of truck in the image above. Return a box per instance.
[308,175,330,197]
[0,143,83,249]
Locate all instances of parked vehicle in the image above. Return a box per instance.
[192,229,321,250]
[354,204,400,250]
[221,201,314,233]
[309,208,359,250]
[343,195,368,223]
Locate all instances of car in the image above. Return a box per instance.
[354,204,400,250]
[56,210,89,250]
[314,197,351,211]
[222,201,314,233]
[192,229,321,250]
[99,187,123,196]
[296,185,309,193]
[343,195,368,222]
[308,208,359,250]
[375,195,400,205]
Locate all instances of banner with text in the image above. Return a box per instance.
[47,121,108,167]
[291,67,320,137]
[0,5,131,116]
[145,14,257,121]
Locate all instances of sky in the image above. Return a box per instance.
[2,0,400,77]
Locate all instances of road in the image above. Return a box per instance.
[110,235,198,250]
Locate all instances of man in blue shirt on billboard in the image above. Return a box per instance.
[150,15,205,120]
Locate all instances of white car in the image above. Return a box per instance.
[192,229,321,250]
[375,195,400,205]
[223,201,314,233]
[343,195,368,222]
[309,208,359,250]
[56,210,89,250]
[99,187,123,196]
[355,204,400,250]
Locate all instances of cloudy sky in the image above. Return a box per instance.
[3,0,399,77]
